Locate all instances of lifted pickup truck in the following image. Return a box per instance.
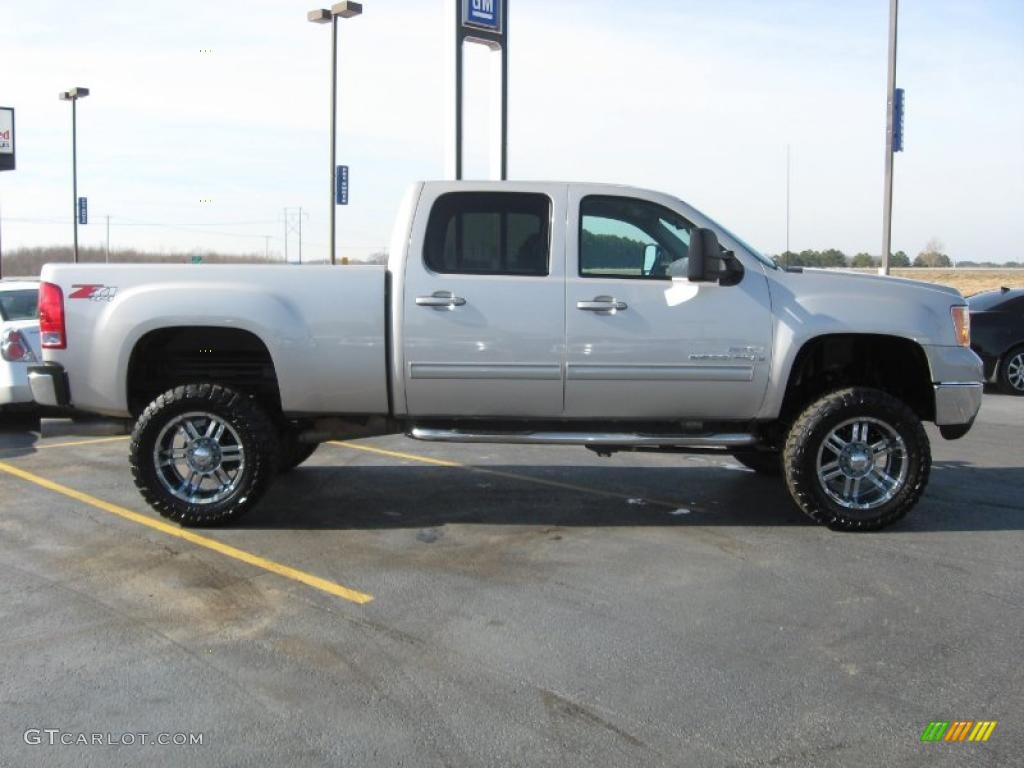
[31,181,983,531]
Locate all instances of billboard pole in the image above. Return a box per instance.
[447,0,508,181]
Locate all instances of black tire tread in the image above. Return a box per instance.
[783,387,930,532]
[129,383,279,526]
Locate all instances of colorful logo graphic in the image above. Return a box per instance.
[921,721,997,742]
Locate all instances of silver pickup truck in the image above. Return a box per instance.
[31,181,983,531]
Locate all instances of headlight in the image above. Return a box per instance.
[951,306,970,347]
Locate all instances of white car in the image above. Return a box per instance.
[0,279,42,414]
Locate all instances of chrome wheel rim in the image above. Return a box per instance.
[816,417,908,511]
[1007,352,1024,391]
[154,411,245,505]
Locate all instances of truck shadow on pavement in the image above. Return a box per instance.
[243,462,1024,533]
[0,417,40,459]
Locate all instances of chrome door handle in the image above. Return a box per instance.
[416,291,467,309]
[576,296,627,312]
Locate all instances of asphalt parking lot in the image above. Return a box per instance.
[0,394,1021,768]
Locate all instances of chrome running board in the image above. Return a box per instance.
[408,427,757,449]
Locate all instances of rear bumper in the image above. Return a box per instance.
[28,363,71,408]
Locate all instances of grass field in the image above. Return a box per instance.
[855,268,1024,296]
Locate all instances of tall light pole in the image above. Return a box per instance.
[59,87,89,263]
[308,2,362,266]
[880,0,899,276]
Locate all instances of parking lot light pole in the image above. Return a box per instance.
[308,2,362,266]
[880,0,898,276]
[59,87,89,263]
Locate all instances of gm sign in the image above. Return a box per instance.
[464,0,501,33]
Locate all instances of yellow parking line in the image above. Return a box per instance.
[329,440,687,510]
[331,441,462,468]
[39,435,131,450]
[0,461,373,605]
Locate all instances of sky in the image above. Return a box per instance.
[0,0,1022,263]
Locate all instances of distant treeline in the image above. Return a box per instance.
[582,231,646,269]
[0,246,280,277]
[771,240,1022,269]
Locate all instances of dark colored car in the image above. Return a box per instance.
[968,287,1024,395]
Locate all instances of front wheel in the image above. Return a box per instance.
[130,384,280,526]
[783,387,930,531]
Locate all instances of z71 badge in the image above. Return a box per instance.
[69,284,118,302]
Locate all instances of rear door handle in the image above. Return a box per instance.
[416,291,467,309]
[576,296,628,312]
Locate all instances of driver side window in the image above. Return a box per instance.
[579,196,693,280]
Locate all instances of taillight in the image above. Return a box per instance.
[38,281,67,349]
[1,329,37,362]
[951,305,970,347]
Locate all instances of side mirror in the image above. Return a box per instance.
[687,228,724,282]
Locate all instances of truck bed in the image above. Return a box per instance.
[37,263,390,417]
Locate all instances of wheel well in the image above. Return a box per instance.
[780,335,934,424]
[127,327,280,416]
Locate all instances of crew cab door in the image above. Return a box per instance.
[564,188,773,420]
[401,185,566,417]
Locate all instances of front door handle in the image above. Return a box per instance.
[416,291,467,309]
[576,296,628,312]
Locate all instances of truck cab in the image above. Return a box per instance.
[392,182,773,421]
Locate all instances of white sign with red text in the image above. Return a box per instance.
[0,108,12,154]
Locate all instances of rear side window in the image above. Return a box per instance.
[424,192,551,276]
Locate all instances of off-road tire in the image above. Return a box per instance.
[730,449,782,475]
[130,384,280,526]
[783,387,930,531]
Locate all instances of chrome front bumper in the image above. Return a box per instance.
[933,382,982,427]
[923,345,983,436]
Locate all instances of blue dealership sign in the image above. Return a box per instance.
[336,165,349,206]
[464,0,501,33]
[892,88,905,153]
[77,197,88,225]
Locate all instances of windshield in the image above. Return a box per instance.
[0,289,39,321]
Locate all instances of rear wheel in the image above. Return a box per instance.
[130,384,280,526]
[783,387,930,531]
[997,345,1024,396]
